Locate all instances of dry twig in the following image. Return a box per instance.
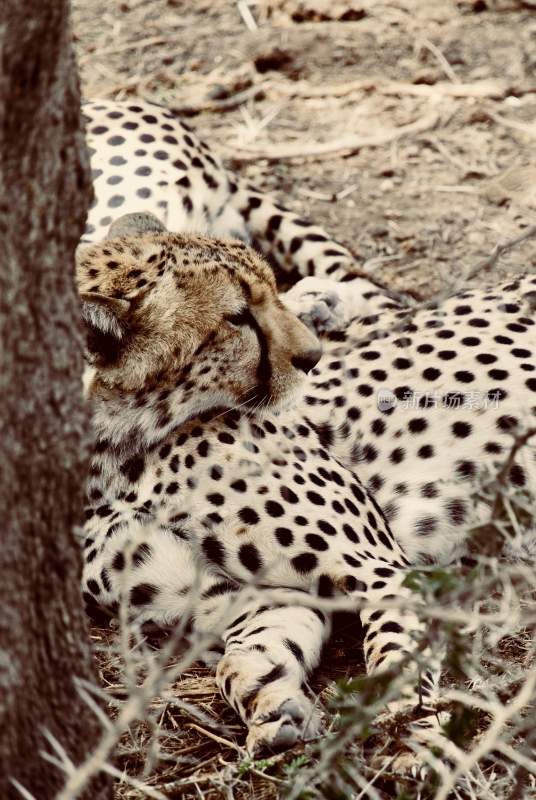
[269,77,518,100]
[186,724,243,754]
[227,112,439,162]
[466,224,536,280]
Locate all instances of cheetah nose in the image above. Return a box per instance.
[291,348,322,374]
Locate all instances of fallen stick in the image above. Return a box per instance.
[171,85,265,116]
[269,77,522,100]
[186,723,242,753]
[227,111,439,162]
[488,111,536,138]
[466,224,536,280]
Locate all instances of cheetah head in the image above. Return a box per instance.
[77,213,321,451]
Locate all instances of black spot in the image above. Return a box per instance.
[318,520,337,536]
[345,576,367,593]
[488,369,508,381]
[510,463,526,487]
[446,498,466,526]
[284,639,305,664]
[317,574,334,597]
[100,568,112,592]
[456,460,476,480]
[476,353,497,365]
[452,421,472,438]
[132,542,152,567]
[306,491,325,505]
[203,581,239,599]
[343,523,359,543]
[408,418,427,434]
[484,441,502,454]
[238,543,262,573]
[130,583,158,606]
[415,516,437,535]
[159,443,171,459]
[207,492,224,506]
[375,567,394,578]
[371,418,386,436]
[275,527,293,546]
[363,444,378,462]
[108,195,125,208]
[281,486,299,504]
[239,507,260,525]
[422,367,441,381]
[390,447,405,464]
[497,415,518,432]
[380,621,403,633]
[292,553,318,573]
[264,500,284,518]
[96,504,113,518]
[314,422,334,448]
[417,444,434,459]
[421,482,438,498]
[305,533,329,551]
[393,357,412,369]
[202,536,226,566]
[258,664,286,687]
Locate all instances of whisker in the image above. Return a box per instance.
[207,386,259,423]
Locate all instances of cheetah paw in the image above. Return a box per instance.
[372,749,431,781]
[246,693,321,756]
[281,278,350,335]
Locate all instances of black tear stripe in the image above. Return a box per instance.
[224,306,272,404]
[246,310,272,404]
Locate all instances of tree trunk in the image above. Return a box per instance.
[0,3,112,798]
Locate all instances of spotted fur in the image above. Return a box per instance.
[84,99,397,313]
[80,100,536,759]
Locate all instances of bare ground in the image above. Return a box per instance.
[71,1,536,797]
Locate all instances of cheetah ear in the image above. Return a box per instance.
[106,212,167,239]
[80,292,132,365]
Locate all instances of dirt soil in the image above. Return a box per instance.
[73,0,536,300]
[71,1,536,797]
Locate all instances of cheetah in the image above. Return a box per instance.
[80,99,536,762]
[83,100,402,311]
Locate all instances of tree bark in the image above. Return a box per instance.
[0,3,112,798]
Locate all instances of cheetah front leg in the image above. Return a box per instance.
[347,566,445,769]
[214,596,329,754]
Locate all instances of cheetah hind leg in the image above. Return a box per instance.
[281,276,383,335]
